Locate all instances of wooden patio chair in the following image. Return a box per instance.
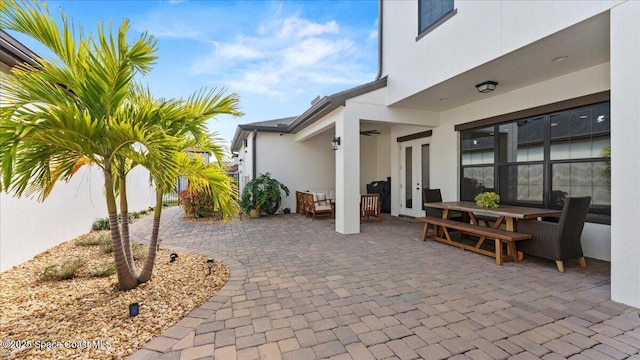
[516,196,591,272]
[361,194,382,222]
[296,191,306,215]
[304,192,333,220]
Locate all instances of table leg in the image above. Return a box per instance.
[506,218,515,232]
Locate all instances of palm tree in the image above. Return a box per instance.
[124,85,241,283]
[0,0,241,290]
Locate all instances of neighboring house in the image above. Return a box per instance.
[231,1,639,308]
[0,30,155,271]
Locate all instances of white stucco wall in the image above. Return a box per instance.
[255,132,335,213]
[360,136,380,194]
[376,134,391,181]
[1,165,155,271]
[382,0,620,104]
[610,0,640,308]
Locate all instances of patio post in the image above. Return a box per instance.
[610,1,640,309]
[335,110,360,234]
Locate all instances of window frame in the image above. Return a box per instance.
[458,97,611,224]
[417,0,457,40]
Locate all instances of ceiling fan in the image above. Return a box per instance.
[360,129,381,136]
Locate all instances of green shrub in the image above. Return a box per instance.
[179,187,219,218]
[91,264,116,278]
[39,258,86,281]
[92,212,140,230]
[92,217,110,230]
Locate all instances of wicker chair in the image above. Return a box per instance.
[361,194,382,222]
[517,196,591,272]
[424,189,464,222]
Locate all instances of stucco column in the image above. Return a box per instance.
[335,109,360,234]
[610,1,640,309]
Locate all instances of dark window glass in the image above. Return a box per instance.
[459,102,610,216]
[550,103,610,160]
[461,166,494,201]
[461,127,494,165]
[551,161,610,214]
[498,117,544,163]
[497,164,544,204]
[405,147,412,208]
[419,0,454,34]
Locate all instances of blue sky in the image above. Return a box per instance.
[8,0,379,147]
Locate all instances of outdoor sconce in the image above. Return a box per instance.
[129,302,139,317]
[475,80,498,93]
[243,139,248,147]
[169,253,179,262]
[330,136,341,150]
[207,257,214,275]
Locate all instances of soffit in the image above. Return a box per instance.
[393,12,610,112]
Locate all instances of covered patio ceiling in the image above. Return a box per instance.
[393,12,610,112]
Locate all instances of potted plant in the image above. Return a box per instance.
[475,191,500,208]
[239,173,290,217]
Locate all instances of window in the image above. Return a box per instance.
[419,0,455,35]
[459,102,611,217]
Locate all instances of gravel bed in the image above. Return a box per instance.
[0,230,229,359]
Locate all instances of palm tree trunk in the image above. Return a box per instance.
[105,170,138,290]
[138,186,163,283]
[118,174,138,278]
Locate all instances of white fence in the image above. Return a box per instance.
[0,166,155,271]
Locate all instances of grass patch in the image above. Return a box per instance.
[90,264,116,278]
[39,258,86,281]
[75,233,110,247]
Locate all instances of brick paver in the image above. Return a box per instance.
[128,208,640,359]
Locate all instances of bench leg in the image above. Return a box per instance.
[555,261,565,272]
[507,242,519,262]
[495,239,503,265]
[421,223,429,241]
[517,251,524,261]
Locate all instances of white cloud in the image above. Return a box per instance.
[190,13,373,103]
[215,42,263,60]
[275,16,340,40]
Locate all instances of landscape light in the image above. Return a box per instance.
[129,303,139,317]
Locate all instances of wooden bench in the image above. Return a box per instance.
[416,216,532,265]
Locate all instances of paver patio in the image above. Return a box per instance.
[128,207,639,360]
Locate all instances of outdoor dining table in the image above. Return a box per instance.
[422,201,562,264]
[424,201,562,230]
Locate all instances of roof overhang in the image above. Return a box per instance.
[230,77,388,151]
[0,30,41,69]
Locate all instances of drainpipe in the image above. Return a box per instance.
[252,129,257,180]
[375,0,384,80]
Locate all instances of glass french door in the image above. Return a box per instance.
[400,140,430,217]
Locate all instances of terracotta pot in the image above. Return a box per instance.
[249,206,261,218]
